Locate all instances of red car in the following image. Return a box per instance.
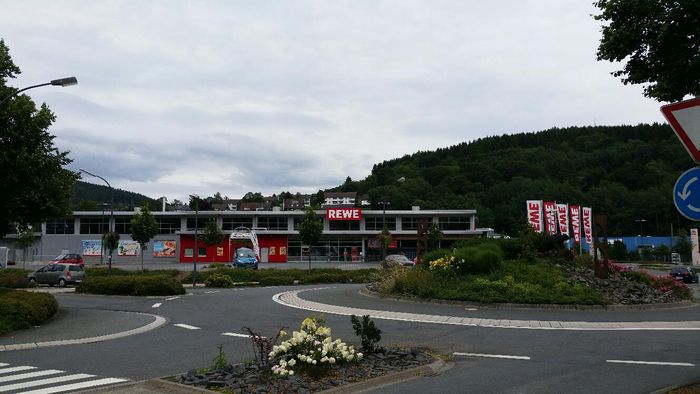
[49,253,84,267]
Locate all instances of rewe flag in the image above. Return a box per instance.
[569,205,581,244]
[582,207,593,245]
[526,200,543,232]
[556,203,569,236]
[543,202,557,235]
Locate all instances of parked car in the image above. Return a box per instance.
[28,263,85,287]
[670,266,699,284]
[385,254,414,267]
[49,253,84,267]
[232,247,258,270]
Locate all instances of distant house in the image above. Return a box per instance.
[284,194,311,210]
[323,192,357,207]
[238,202,269,211]
[211,199,240,211]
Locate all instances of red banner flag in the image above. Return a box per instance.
[526,200,543,232]
[543,201,557,235]
[569,205,581,244]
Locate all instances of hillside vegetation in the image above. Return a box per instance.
[341,123,693,236]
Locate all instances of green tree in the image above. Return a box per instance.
[594,0,700,101]
[15,227,35,269]
[200,219,225,261]
[311,190,325,207]
[610,240,628,261]
[298,206,323,269]
[427,223,443,250]
[0,39,79,236]
[672,228,692,261]
[378,226,392,261]
[102,231,120,273]
[189,195,212,211]
[130,205,158,272]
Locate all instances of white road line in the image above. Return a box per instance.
[165,296,180,301]
[0,373,94,393]
[606,359,695,367]
[16,377,128,394]
[204,290,220,294]
[174,323,201,330]
[0,369,63,383]
[454,352,531,360]
[222,332,252,338]
[0,364,6,367]
[152,303,162,308]
[0,366,36,374]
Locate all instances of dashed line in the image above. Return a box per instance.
[165,296,180,301]
[174,324,201,330]
[454,352,530,360]
[204,290,220,294]
[606,360,695,367]
[151,303,162,308]
[222,332,253,338]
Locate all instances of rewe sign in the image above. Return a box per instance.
[326,208,362,221]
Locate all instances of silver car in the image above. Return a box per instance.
[28,263,85,287]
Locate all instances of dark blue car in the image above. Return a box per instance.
[233,247,258,270]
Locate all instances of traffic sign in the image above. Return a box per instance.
[673,167,700,221]
[661,97,700,163]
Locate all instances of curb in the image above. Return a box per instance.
[360,287,697,311]
[319,357,452,393]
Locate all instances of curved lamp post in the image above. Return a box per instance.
[190,194,199,288]
[79,168,114,269]
[0,77,77,106]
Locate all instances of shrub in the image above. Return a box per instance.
[621,270,652,285]
[77,275,185,296]
[420,249,450,267]
[351,315,382,354]
[211,345,228,371]
[0,269,32,288]
[269,316,361,377]
[86,267,179,278]
[0,289,58,335]
[204,273,235,288]
[427,244,503,276]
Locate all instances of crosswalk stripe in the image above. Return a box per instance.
[15,377,128,394]
[0,365,6,368]
[0,373,94,393]
[0,366,36,374]
[0,369,63,383]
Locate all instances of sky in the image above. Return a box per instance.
[1,1,665,203]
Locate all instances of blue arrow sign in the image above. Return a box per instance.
[674,167,700,221]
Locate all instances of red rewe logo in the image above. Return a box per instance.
[326,208,362,221]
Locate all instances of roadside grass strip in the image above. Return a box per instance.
[606,360,695,367]
[453,352,530,360]
[0,362,128,393]
[272,288,700,331]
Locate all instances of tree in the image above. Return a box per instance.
[130,205,158,272]
[15,227,34,269]
[594,0,700,102]
[189,195,212,211]
[201,219,225,261]
[0,40,79,237]
[672,228,692,261]
[311,190,325,207]
[102,231,120,273]
[298,206,323,269]
[427,223,443,250]
[610,240,628,261]
[378,226,392,261]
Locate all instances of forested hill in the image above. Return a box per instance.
[71,181,157,211]
[338,123,695,236]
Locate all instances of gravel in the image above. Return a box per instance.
[175,347,434,393]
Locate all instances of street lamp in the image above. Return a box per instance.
[378,177,406,260]
[0,77,78,106]
[99,202,109,265]
[190,194,199,288]
[79,169,114,269]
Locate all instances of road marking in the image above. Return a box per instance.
[174,323,201,330]
[0,364,6,367]
[464,308,478,311]
[454,352,531,360]
[0,366,36,374]
[17,377,128,393]
[221,332,266,339]
[165,296,180,301]
[0,369,63,383]
[606,360,695,367]
[152,303,162,308]
[0,373,94,393]
[272,288,700,331]
[204,290,220,294]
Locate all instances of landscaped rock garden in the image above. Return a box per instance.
[175,347,434,393]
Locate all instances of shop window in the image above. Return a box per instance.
[184,248,194,257]
[198,247,207,257]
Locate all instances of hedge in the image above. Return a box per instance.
[195,268,380,288]
[0,269,32,288]
[85,267,180,278]
[77,275,185,296]
[0,289,58,335]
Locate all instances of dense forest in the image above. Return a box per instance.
[71,181,157,211]
[336,123,695,236]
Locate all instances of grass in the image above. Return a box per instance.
[387,260,608,305]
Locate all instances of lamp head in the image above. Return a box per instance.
[51,77,78,87]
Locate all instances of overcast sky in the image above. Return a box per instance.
[1,1,664,202]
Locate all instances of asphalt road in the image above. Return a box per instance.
[1,284,699,393]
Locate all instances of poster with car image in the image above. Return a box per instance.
[118,240,140,256]
[153,240,176,257]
